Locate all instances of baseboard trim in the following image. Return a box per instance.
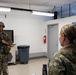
[29,52,47,58]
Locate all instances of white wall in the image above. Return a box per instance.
[1,9,76,57]
[44,16,76,54]
[0,11,49,54]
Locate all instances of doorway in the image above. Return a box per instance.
[47,24,58,58]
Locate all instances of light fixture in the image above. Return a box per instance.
[0,6,54,17]
[32,11,54,16]
[0,7,11,12]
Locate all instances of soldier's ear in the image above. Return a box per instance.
[63,34,66,41]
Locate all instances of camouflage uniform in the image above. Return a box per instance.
[48,44,76,75]
[0,32,12,75]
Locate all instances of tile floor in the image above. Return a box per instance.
[8,57,48,75]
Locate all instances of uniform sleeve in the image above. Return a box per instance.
[6,35,12,46]
[48,56,65,75]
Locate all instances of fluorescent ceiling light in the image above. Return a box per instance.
[32,11,54,16]
[0,7,11,12]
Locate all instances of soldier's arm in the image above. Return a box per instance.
[48,57,65,75]
[5,35,12,46]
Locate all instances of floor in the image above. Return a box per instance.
[8,57,48,75]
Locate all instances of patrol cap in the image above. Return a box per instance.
[0,22,5,28]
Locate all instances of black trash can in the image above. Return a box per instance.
[17,45,30,64]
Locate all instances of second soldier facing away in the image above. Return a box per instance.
[0,22,12,75]
[48,24,76,75]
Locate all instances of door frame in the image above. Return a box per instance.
[47,23,59,58]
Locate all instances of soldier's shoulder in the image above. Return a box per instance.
[49,47,70,64]
[48,53,64,71]
[3,32,10,37]
[2,32,8,36]
[49,52,63,63]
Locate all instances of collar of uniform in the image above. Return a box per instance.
[63,44,76,48]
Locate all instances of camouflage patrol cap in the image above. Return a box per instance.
[0,22,5,28]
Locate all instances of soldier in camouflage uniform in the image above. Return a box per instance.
[0,22,12,75]
[48,24,76,75]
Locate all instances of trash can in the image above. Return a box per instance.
[17,45,30,64]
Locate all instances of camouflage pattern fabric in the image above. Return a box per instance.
[0,55,8,75]
[0,32,12,75]
[48,44,76,75]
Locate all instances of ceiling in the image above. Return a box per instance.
[0,0,76,12]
